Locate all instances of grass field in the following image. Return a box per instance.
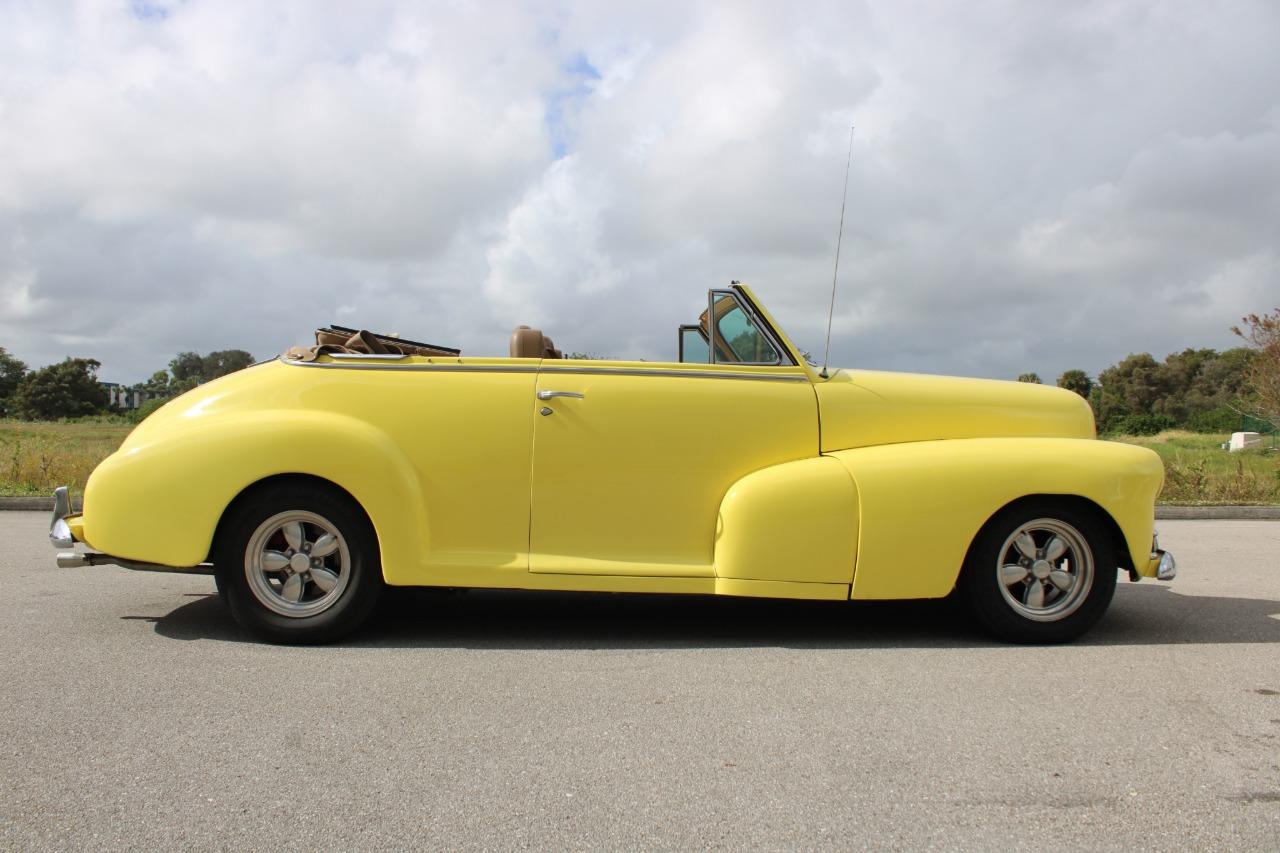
[3,420,1277,504]
[1108,430,1279,505]
[0,420,133,497]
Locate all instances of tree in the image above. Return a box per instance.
[1176,346,1255,430]
[1091,353,1167,432]
[12,358,109,420]
[202,349,255,379]
[0,347,27,417]
[1016,373,1042,384]
[141,370,172,396]
[1086,347,1258,434]
[1190,347,1254,404]
[1155,348,1218,422]
[1233,308,1280,427]
[169,351,205,383]
[165,348,256,394]
[1056,369,1092,398]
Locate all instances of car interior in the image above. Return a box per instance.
[506,291,784,364]
[286,290,784,366]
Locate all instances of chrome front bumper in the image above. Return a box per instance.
[48,486,213,575]
[1152,549,1177,580]
[1147,529,1176,581]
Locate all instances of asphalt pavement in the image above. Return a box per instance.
[2,512,1278,850]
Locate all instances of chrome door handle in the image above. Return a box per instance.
[537,390,585,400]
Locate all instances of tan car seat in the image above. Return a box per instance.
[509,326,563,359]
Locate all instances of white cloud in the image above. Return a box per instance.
[483,156,623,329]
[0,0,1277,384]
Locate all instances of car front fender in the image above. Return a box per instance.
[826,438,1164,600]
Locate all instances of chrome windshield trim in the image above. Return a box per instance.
[278,356,808,382]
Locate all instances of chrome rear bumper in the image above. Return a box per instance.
[49,486,74,548]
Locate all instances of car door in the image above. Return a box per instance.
[528,293,818,577]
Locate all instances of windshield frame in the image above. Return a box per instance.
[707,288,796,367]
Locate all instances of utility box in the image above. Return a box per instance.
[1228,431,1261,452]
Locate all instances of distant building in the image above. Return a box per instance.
[100,382,151,410]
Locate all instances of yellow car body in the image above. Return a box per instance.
[53,284,1170,641]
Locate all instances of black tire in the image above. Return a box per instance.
[960,501,1117,644]
[212,572,229,606]
[213,482,383,644]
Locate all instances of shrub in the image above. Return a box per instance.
[129,397,169,424]
[1108,413,1176,436]
[1184,406,1243,433]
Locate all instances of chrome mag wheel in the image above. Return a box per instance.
[996,518,1094,622]
[244,510,352,618]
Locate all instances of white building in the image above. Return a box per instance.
[100,382,151,410]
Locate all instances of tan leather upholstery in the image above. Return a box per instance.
[509,325,562,359]
[509,325,539,358]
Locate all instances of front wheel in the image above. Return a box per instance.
[214,483,382,644]
[960,502,1117,644]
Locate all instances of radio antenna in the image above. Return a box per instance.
[820,124,855,379]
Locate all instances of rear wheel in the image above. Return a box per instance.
[214,482,382,644]
[960,501,1117,644]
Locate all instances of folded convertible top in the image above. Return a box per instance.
[284,325,461,362]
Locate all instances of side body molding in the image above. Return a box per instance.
[714,456,859,588]
[82,410,428,579]
[825,437,1165,600]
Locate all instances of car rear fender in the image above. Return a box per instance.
[82,410,428,580]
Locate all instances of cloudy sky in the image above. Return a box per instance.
[2,0,1277,385]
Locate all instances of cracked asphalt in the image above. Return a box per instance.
[2,512,1278,850]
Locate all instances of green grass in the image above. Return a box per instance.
[1108,430,1280,505]
[4,420,1277,506]
[0,420,134,497]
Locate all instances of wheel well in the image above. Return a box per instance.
[977,494,1134,574]
[206,474,373,564]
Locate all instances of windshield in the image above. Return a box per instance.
[713,298,781,364]
[678,287,801,366]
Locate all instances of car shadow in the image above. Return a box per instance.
[133,582,1280,649]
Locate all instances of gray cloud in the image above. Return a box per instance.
[1,0,1277,385]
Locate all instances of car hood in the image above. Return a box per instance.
[815,368,1096,452]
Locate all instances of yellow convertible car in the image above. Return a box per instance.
[48,284,1175,644]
